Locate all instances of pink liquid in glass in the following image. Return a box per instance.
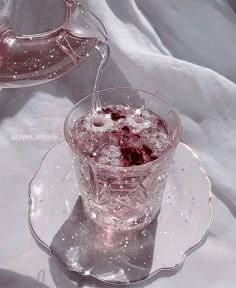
[69,105,173,231]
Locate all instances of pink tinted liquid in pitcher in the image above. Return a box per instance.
[0,29,98,88]
[0,1,107,88]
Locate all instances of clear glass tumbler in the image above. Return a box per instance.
[64,88,181,232]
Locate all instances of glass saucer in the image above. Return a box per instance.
[29,141,212,285]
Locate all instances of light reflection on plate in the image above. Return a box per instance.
[28,141,212,285]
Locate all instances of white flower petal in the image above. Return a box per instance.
[126,115,151,130]
[149,136,157,142]
[83,115,114,133]
[143,120,151,128]
[155,141,163,149]
[112,152,121,158]
[143,110,151,118]
[103,148,112,157]
[159,131,167,140]
[111,158,120,166]
[109,145,119,153]
[99,156,110,164]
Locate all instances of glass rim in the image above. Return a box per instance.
[64,87,182,171]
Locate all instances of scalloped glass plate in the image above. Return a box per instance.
[28,141,212,285]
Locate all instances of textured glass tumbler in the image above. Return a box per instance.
[64,88,181,232]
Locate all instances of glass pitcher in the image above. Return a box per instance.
[0,0,108,88]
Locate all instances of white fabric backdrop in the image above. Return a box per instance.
[0,0,236,287]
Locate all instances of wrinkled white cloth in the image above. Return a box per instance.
[0,0,236,287]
